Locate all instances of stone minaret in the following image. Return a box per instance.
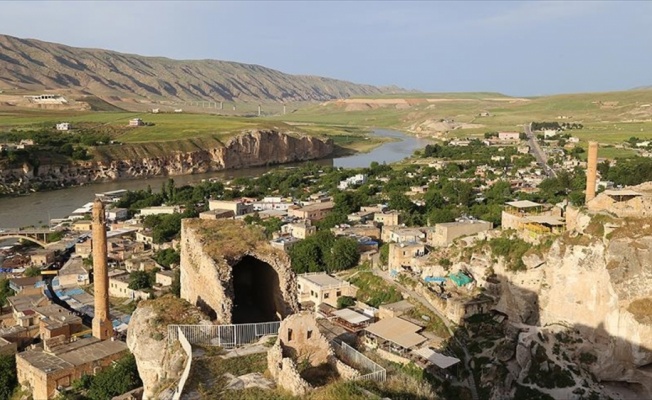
[92,199,112,340]
[585,141,599,203]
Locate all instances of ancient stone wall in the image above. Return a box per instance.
[180,219,298,323]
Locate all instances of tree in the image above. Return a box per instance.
[154,249,180,269]
[326,237,360,272]
[170,269,181,297]
[288,240,321,273]
[0,279,14,313]
[337,296,356,309]
[128,271,152,290]
[86,354,142,400]
[0,354,17,400]
[24,266,42,277]
[379,243,389,266]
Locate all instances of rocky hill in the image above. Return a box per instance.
[0,34,400,103]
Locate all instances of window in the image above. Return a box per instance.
[288,328,293,342]
[324,293,330,299]
[336,290,341,297]
[307,330,313,339]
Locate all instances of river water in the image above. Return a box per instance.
[0,129,429,228]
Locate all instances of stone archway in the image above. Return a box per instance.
[232,255,281,324]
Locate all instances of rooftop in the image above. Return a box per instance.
[331,308,372,325]
[299,273,344,288]
[365,317,426,349]
[505,200,543,209]
[18,337,128,374]
[297,201,335,212]
[525,215,565,226]
[412,347,461,369]
[59,258,88,276]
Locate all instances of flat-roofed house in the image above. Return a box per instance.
[57,258,90,288]
[297,273,357,308]
[208,199,253,216]
[427,219,492,247]
[289,201,334,222]
[363,317,427,356]
[16,337,128,399]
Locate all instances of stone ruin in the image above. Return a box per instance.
[267,312,360,396]
[180,219,299,323]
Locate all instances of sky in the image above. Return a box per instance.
[2,1,652,96]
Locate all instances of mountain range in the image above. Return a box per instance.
[0,34,400,103]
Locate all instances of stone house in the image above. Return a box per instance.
[373,211,402,226]
[17,337,128,399]
[388,242,426,273]
[71,220,93,232]
[30,250,55,266]
[297,273,358,309]
[281,220,316,239]
[9,277,45,296]
[427,219,492,247]
[56,258,90,288]
[208,199,253,216]
[288,201,334,222]
[108,272,149,300]
[155,270,175,287]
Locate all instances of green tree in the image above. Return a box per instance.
[0,354,17,400]
[0,279,14,313]
[326,237,360,272]
[128,271,153,290]
[154,249,180,269]
[86,354,142,400]
[288,240,321,273]
[337,296,356,309]
[379,243,389,265]
[24,266,42,277]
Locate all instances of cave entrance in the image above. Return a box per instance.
[232,255,281,324]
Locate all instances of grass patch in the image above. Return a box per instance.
[348,271,403,307]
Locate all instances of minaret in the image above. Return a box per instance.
[92,199,112,340]
[585,141,599,204]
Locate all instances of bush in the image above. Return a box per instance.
[86,354,142,400]
[0,354,17,400]
[337,296,355,309]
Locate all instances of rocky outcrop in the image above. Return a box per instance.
[0,130,333,194]
[126,296,210,400]
[180,218,298,323]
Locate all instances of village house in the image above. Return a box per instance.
[384,226,425,244]
[74,240,92,257]
[155,270,175,287]
[281,220,316,239]
[56,258,90,288]
[199,209,235,220]
[139,205,180,216]
[30,249,55,266]
[388,242,426,274]
[338,174,367,190]
[331,223,381,240]
[498,132,520,141]
[289,201,334,222]
[297,273,358,309]
[269,236,300,252]
[106,208,129,222]
[374,210,402,226]
[55,122,71,131]
[252,196,294,211]
[9,277,45,297]
[124,257,160,273]
[208,199,253,216]
[71,220,93,232]
[33,304,84,341]
[363,316,427,361]
[108,271,150,300]
[128,118,144,127]
[427,219,493,247]
[16,337,128,400]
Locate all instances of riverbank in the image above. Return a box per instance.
[0,129,429,228]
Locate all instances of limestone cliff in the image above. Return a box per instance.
[0,129,333,193]
[126,295,210,400]
[180,219,298,323]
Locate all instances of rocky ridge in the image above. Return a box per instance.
[0,34,400,102]
[0,129,333,194]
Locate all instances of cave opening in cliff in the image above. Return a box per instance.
[232,256,281,324]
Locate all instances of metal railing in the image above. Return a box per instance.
[332,341,386,382]
[167,321,281,349]
[172,328,193,400]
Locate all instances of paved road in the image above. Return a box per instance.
[524,122,557,178]
[373,270,479,400]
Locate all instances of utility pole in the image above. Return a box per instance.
[258,105,261,117]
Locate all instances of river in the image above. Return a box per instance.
[0,129,429,228]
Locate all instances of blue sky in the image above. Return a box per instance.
[2,1,651,96]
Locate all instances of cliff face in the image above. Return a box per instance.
[0,130,333,193]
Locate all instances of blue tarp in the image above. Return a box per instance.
[64,288,84,296]
[424,276,446,283]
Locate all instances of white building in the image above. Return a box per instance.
[297,273,358,308]
[338,174,367,190]
[139,205,180,216]
[498,132,520,141]
[56,123,71,131]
